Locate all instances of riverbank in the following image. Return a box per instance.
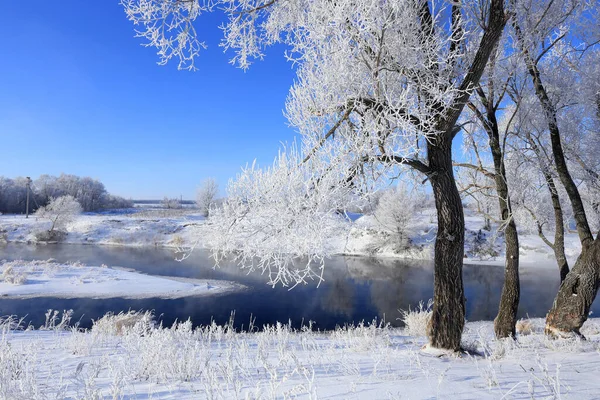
[0,207,583,269]
[1,313,599,399]
[0,259,243,299]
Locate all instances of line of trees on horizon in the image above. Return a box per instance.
[0,174,133,214]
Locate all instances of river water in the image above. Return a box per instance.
[0,243,592,330]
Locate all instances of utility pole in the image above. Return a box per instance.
[25,176,31,218]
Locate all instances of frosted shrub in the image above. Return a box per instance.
[92,311,155,336]
[516,319,534,336]
[1,265,27,285]
[400,300,433,338]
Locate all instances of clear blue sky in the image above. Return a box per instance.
[0,1,297,199]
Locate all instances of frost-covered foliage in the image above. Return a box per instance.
[92,311,155,336]
[120,0,215,71]
[196,177,218,217]
[1,265,27,285]
[400,299,433,338]
[204,147,352,287]
[35,195,82,233]
[373,184,424,246]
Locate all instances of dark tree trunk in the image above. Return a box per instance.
[513,20,597,335]
[415,0,506,351]
[427,136,466,351]
[544,171,570,282]
[486,112,520,339]
[468,85,521,339]
[546,237,600,337]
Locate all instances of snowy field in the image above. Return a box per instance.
[0,259,242,299]
[1,313,600,399]
[0,207,583,269]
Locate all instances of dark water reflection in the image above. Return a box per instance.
[0,243,595,330]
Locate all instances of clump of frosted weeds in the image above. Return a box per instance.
[1,264,28,285]
[516,318,534,336]
[400,299,433,338]
[40,309,73,331]
[92,310,155,336]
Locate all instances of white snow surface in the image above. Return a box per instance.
[2,315,600,399]
[0,259,242,299]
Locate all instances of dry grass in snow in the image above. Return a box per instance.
[1,311,600,399]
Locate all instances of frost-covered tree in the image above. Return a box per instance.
[35,195,82,233]
[374,184,423,246]
[509,0,600,336]
[196,178,218,217]
[122,0,508,351]
[504,92,572,283]
[455,33,525,338]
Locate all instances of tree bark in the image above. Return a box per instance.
[486,111,520,339]
[427,135,466,351]
[421,0,506,350]
[543,171,570,282]
[546,237,600,337]
[513,20,598,335]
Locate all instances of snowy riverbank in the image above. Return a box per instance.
[0,207,583,268]
[0,259,243,299]
[1,313,600,399]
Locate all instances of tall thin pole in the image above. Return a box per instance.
[25,176,31,218]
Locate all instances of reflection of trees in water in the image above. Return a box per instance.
[462,264,501,321]
[320,277,355,317]
[345,257,434,325]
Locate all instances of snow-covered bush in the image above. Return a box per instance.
[161,197,182,209]
[92,311,155,336]
[1,265,27,285]
[400,299,433,338]
[516,319,534,336]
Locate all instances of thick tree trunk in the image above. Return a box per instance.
[427,137,466,351]
[546,237,600,337]
[513,21,597,335]
[418,0,505,351]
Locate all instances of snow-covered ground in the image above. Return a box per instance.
[0,209,204,249]
[0,259,243,299]
[1,313,600,399]
[0,206,584,268]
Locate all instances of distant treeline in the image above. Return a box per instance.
[134,199,196,205]
[0,174,133,214]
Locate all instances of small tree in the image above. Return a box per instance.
[374,185,422,246]
[35,195,82,236]
[196,178,218,217]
